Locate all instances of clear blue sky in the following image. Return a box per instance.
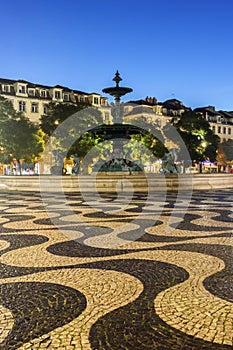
[1,0,233,110]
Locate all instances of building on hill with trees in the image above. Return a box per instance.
[124,97,233,172]
[125,97,233,144]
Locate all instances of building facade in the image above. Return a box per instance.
[1,78,232,145]
[0,78,112,124]
[125,97,233,144]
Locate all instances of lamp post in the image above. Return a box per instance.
[0,146,5,175]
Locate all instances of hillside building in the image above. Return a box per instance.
[125,97,233,144]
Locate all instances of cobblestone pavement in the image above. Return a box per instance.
[0,189,233,349]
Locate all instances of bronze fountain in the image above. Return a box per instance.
[90,71,148,172]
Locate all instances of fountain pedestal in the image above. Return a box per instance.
[90,71,145,173]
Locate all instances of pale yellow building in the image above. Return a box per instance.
[1,78,232,144]
[0,78,112,124]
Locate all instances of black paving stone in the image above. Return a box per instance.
[0,282,86,349]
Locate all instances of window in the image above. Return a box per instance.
[55,91,61,99]
[19,101,26,112]
[63,93,69,101]
[104,112,110,122]
[18,85,26,94]
[94,97,99,104]
[223,127,226,134]
[218,126,221,133]
[228,128,231,135]
[212,126,215,133]
[31,103,38,113]
[40,90,46,97]
[28,89,35,96]
[43,104,48,114]
[3,85,9,93]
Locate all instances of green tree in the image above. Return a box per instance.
[0,96,19,122]
[170,110,220,162]
[64,107,104,158]
[218,140,233,164]
[0,96,44,174]
[40,102,94,136]
[40,102,104,173]
[126,116,167,161]
[124,133,167,162]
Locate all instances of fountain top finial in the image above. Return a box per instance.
[102,71,133,103]
[112,70,122,87]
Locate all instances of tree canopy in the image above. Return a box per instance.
[0,96,19,122]
[40,102,96,136]
[170,110,220,162]
[126,116,168,161]
[217,139,233,164]
[0,96,45,173]
[40,102,104,167]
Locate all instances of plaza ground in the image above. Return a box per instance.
[0,188,233,349]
